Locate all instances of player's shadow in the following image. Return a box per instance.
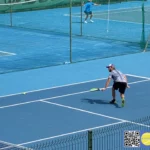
[82,98,120,108]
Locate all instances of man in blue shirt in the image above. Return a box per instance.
[83,0,99,23]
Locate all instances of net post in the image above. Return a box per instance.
[69,0,72,63]
[107,0,110,32]
[140,2,146,49]
[88,130,92,150]
[80,0,83,36]
[10,2,12,27]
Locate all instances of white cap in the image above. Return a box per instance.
[106,64,115,68]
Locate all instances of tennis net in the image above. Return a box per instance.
[20,116,150,150]
[0,140,29,150]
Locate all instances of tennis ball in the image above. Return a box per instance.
[141,132,150,146]
[23,92,26,95]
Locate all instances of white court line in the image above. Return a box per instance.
[0,73,149,99]
[18,121,125,146]
[0,51,16,56]
[0,78,107,99]
[0,90,90,109]
[70,6,142,15]
[0,146,26,150]
[94,17,150,25]
[64,9,140,16]
[0,79,149,109]
[127,80,150,84]
[65,8,142,17]
[70,5,150,15]
[126,74,150,80]
[17,101,150,146]
[66,14,150,25]
[0,140,26,150]
[42,100,126,121]
[94,9,141,15]
[93,18,150,25]
[41,100,150,128]
[64,7,150,25]
[1,79,150,146]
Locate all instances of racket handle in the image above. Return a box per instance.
[100,88,105,91]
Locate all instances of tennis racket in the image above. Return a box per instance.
[90,88,101,92]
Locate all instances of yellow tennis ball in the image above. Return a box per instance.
[141,132,150,146]
[23,92,26,95]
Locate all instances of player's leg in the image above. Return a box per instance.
[89,12,94,22]
[119,83,127,107]
[110,87,116,103]
[110,83,118,104]
[84,11,88,23]
[120,93,125,107]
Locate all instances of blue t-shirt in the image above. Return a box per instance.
[84,2,94,12]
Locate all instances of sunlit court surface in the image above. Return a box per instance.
[0,0,150,149]
[0,73,150,149]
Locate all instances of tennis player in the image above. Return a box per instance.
[83,0,99,23]
[101,64,130,107]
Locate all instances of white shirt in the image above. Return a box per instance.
[108,70,127,83]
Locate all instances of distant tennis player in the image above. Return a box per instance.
[101,64,130,107]
[83,0,99,23]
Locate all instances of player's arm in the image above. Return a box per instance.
[94,2,101,6]
[105,78,111,89]
[101,77,111,91]
[124,74,130,88]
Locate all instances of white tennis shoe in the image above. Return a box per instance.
[90,20,94,23]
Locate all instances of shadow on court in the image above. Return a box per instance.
[82,98,121,108]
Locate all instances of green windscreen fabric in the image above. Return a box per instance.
[0,0,142,13]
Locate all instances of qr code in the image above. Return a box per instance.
[124,131,140,147]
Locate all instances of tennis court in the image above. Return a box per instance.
[0,71,150,149]
[0,0,150,74]
[0,0,150,149]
